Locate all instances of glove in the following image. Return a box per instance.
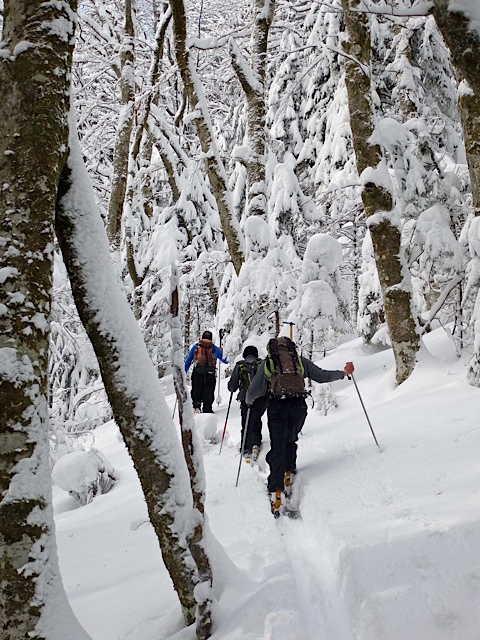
[344,362,354,377]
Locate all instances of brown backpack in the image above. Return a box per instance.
[194,339,216,371]
[265,337,306,398]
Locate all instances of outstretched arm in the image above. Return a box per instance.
[213,344,228,364]
[184,344,198,372]
[301,357,346,384]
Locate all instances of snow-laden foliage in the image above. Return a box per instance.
[268,152,322,244]
[221,217,301,355]
[52,449,117,506]
[50,259,111,469]
[357,231,384,344]
[70,0,479,391]
[369,11,470,332]
[291,233,351,359]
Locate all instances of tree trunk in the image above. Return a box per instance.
[107,0,136,250]
[230,0,275,219]
[432,1,480,383]
[0,2,91,638]
[169,0,244,274]
[55,124,205,628]
[341,0,421,385]
[433,1,480,214]
[457,91,480,214]
[170,278,213,640]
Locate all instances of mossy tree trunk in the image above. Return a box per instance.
[341,0,421,385]
[0,2,91,638]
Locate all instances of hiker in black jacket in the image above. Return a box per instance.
[227,345,268,462]
[246,336,354,516]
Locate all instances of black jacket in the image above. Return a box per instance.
[227,355,261,402]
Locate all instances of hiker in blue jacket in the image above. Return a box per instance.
[185,330,228,413]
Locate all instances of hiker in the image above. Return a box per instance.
[227,345,268,463]
[246,335,354,516]
[185,330,228,413]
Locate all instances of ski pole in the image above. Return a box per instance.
[216,362,222,405]
[219,392,233,455]
[172,397,177,420]
[216,329,224,405]
[351,373,381,452]
[235,406,251,487]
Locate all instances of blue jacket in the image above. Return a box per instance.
[184,341,228,372]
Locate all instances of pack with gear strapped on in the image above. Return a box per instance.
[265,336,306,399]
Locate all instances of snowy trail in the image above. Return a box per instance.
[278,516,355,640]
[233,454,355,640]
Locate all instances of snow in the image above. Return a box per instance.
[52,449,116,505]
[53,327,480,639]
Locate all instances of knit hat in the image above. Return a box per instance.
[242,345,258,358]
[202,331,213,340]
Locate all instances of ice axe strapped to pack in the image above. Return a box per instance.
[265,337,306,399]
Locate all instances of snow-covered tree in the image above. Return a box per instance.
[341,0,421,385]
[292,233,350,360]
[56,118,217,635]
[229,0,276,219]
[169,0,245,274]
[222,216,301,354]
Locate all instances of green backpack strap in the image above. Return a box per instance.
[264,337,304,378]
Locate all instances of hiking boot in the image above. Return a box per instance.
[193,408,201,415]
[243,450,252,464]
[269,490,283,518]
[284,471,294,498]
[252,445,260,462]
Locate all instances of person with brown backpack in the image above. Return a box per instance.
[246,335,354,517]
[184,330,228,413]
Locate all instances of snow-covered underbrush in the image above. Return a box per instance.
[52,448,117,506]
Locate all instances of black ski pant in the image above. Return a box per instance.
[240,396,268,453]
[191,367,216,413]
[266,397,307,492]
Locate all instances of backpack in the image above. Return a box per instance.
[194,339,216,374]
[265,337,306,398]
[239,358,262,392]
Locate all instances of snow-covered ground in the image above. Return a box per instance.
[53,327,480,639]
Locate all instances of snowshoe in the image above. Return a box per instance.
[243,450,252,464]
[252,445,260,462]
[284,506,301,520]
[269,490,283,518]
